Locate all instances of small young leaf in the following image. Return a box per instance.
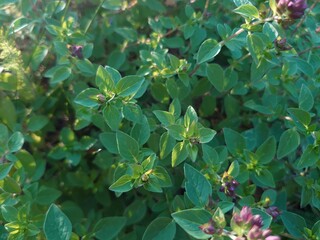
[96,66,116,96]
[172,141,188,167]
[109,175,134,193]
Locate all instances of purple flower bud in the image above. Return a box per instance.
[251,215,263,228]
[247,225,261,239]
[276,0,308,20]
[70,45,84,59]
[265,236,281,240]
[219,186,225,192]
[239,206,253,224]
[231,179,239,186]
[266,206,281,219]
[199,220,215,235]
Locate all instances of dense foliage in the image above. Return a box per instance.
[0,0,320,239]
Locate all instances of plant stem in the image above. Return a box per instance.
[84,0,107,34]
[291,0,320,37]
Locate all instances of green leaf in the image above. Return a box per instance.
[116,131,139,162]
[124,200,147,225]
[256,137,276,164]
[153,110,175,126]
[233,4,260,19]
[76,59,96,77]
[0,163,13,180]
[227,160,239,177]
[43,204,72,240]
[297,145,318,169]
[31,45,48,71]
[280,211,306,238]
[184,106,198,128]
[115,27,138,42]
[247,34,264,64]
[167,125,185,141]
[298,84,314,111]
[116,76,145,97]
[99,132,118,154]
[95,66,116,97]
[197,39,222,64]
[171,208,212,239]
[159,132,176,159]
[206,63,224,92]
[1,205,18,222]
[152,166,172,187]
[7,132,24,153]
[184,164,212,207]
[223,128,246,156]
[103,104,122,130]
[50,66,71,84]
[142,217,176,240]
[109,175,133,193]
[131,116,150,145]
[277,129,300,159]
[198,127,216,143]
[35,186,62,205]
[74,88,101,107]
[172,141,188,167]
[123,103,143,123]
[0,176,21,193]
[27,115,49,131]
[0,124,8,146]
[94,217,127,240]
[287,108,311,130]
[253,169,275,188]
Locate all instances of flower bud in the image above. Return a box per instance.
[199,220,215,235]
[70,45,84,59]
[276,0,308,20]
[266,206,281,219]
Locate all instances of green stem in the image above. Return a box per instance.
[84,0,107,34]
[61,0,72,23]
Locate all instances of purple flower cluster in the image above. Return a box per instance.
[232,206,280,240]
[276,0,308,19]
[219,178,239,199]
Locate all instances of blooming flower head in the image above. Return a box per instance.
[276,0,308,19]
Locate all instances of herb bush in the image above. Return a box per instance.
[0,0,320,239]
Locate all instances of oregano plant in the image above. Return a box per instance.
[0,0,320,239]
